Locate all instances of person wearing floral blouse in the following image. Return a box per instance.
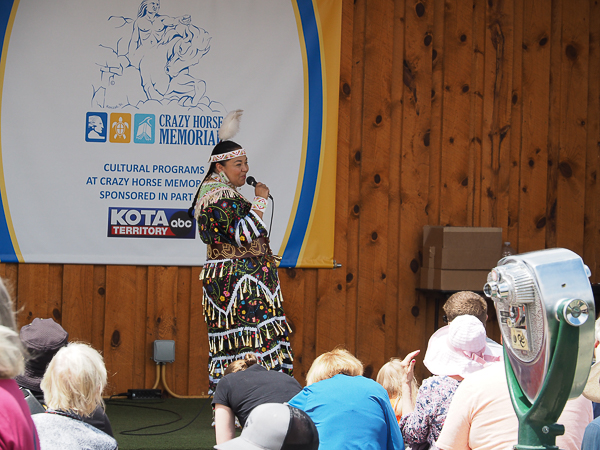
[399,315,501,449]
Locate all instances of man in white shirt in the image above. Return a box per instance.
[436,362,592,450]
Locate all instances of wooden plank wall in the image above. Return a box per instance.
[1,0,599,395]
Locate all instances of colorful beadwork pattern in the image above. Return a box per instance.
[207,148,247,163]
[196,176,293,391]
[251,196,268,212]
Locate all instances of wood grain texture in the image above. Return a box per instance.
[1,0,599,394]
[103,265,138,394]
[313,0,354,358]
[62,265,94,343]
[546,0,563,250]
[147,266,178,395]
[519,0,551,253]
[188,266,208,395]
[385,0,404,362]
[343,0,366,356]
[555,0,589,255]
[467,0,485,227]
[480,0,514,231]
[584,0,600,284]
[428,0,445,226]
[17,265,51,323]
[395,0,432,377]
[279,268,309,380]
[439,0,474,226]
[91,266,107,354]
[356,0,395,379]
[133,266,149,391]
[507,0,523,248]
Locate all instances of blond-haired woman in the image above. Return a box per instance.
[32,342,117,450]
[289,348,405,450]
[377,352,420,423]
[0,278,40,449]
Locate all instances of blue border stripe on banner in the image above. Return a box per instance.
[281,0,322,267]
[0,0,18,262]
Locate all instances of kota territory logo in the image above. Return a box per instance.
[108,208,195,239]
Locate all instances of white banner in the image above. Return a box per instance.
[0,0,341,267]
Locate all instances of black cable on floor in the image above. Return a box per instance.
[105,397,212,436]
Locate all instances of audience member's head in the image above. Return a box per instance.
[424,315,499,379]
[443,291,487,326]
[15,318,68,393]
[0,280,41,450]
[289,348,404,448]
[213,351,302,445]
[583,316,600,402]
[306,348,363,385]
[0,278,24,379]
[224,353,258,376]
[215,403,319,450]
[41,342,107,417]
[377,356,419,409]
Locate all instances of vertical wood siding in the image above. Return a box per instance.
[1,0,599,394]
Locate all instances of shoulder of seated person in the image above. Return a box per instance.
[224,364,266,378]
[459,361,504,385]
[244,364,267,373]
[326,374,371,385]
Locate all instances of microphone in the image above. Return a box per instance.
[246,176,273,200]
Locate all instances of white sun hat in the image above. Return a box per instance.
[423,314,501,378]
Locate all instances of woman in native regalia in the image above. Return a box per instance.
[191,110,293,391]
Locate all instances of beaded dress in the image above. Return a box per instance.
[194,173,293,390]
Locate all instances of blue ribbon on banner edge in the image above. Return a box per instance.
[0,0,18,263]
[280,0,323,267]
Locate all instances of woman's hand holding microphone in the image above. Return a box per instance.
[254,182,270,200]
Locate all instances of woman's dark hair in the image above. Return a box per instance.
[188,140,243,218]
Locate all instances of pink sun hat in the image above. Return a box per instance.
[423,314,501,378]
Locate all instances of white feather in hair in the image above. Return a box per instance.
[218,109,243,142]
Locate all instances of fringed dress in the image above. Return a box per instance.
[194,174,294,390]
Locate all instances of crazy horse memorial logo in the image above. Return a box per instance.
[89,0,225,144]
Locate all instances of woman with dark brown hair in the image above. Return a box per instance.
[212,354,302,445]
[191,110,294,391]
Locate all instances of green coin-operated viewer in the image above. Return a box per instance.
[484,248,595,450]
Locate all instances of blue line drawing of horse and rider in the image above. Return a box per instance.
[91,0,224,112]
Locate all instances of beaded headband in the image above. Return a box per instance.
[208,148,246,163]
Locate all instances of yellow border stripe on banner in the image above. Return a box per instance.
[278,0,311,258]
[0,0,23,262]
[296,0,341,267]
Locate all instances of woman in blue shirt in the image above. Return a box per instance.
[288,348,404,450]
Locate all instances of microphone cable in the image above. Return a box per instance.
[246,176,274,237]
[267,196,274,238]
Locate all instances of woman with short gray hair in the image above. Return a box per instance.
[32,342,117,450]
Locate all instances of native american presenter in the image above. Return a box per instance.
[190,110,294,391]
